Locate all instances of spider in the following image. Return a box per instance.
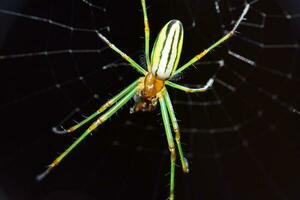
[37,1,250,199]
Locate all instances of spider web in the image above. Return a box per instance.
[0,0,299,200]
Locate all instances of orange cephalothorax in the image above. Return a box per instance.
[132,73,165,112]
[142,73,165,100]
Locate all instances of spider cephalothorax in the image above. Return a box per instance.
[133,73,165,112]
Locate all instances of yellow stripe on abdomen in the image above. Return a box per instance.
[151,20,184,80]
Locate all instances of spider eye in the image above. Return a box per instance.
[151,20,184,80]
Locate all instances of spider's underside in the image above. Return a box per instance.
[38,1,250,200]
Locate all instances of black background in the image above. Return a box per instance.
[0,0,300,200]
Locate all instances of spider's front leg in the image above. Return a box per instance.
[53,79,140,134]
[37,80,140,181]
[163,90,190,173]
[159,92,177,200]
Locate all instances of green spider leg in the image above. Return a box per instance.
[163,90,189,173]
[166,77,214,93]
[173,3,250,76]
[160,80,215,200]
[159,91,177,200]
[94,0,153,75]
[36,79,140,181]
[95,31,147,75]
[141,0,150,69]
[53,79,140,134]
[96,0,152,75]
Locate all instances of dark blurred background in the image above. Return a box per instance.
[0,0,299,200]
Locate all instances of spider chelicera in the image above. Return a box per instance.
[37,1,250,199]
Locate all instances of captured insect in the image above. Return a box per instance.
[37,1,250,199]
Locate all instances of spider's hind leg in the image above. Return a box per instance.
[141,0,151,69]
[173,4,250,76]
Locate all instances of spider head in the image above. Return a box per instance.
[131,94,158,113]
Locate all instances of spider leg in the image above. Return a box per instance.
[163,90,189,173]
[0,8,146,75]
[95,31,147,75]
[141,0,151,69]
[53,79,140,134]
[159,92,176,200]
[36,84,138,181]
[166,78,214,93]
[173,4,250,76]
